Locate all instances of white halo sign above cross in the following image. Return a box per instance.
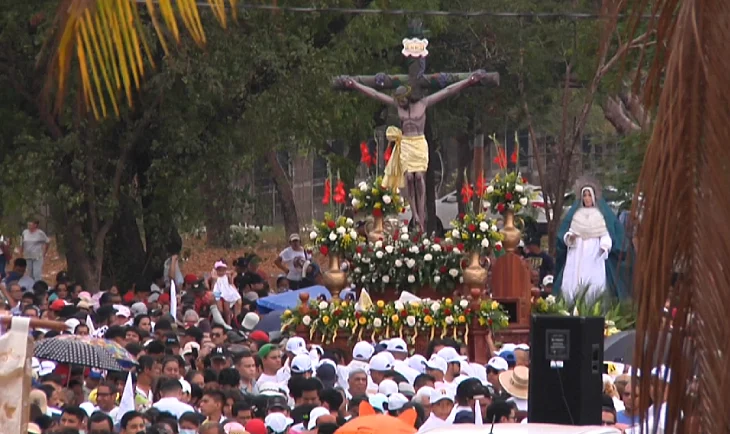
[402,38,429,58]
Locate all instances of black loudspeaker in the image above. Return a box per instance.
[528,315,604,425]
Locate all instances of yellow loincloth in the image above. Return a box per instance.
[382,127,429,190]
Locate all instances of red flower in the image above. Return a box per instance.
[488,318,493,326]
[356,246,363,254]
[384,145,393,164]
[400,310,408,317]
[476,172,487,196]
[434,237,441,244]
[458,213,465,221]
[355,312,362,319]
[334,180,347,204]
[497,203,505,213]
[444,308,452,315]
[457,243,465,251]
[460,181,474,204]
[360,141,374,167]
[327,220,336,229]
[439,266,447,273]
[495,244,503,252]
[373,208,383,217]
[522,176,528,183]
[334,309,343,316]
[510,148,518,164]
[465,308,472,314]
[461,259,468,268]
[311,309,319,318]
[505,192,513,201]
[322,179,331,205]
[401,248,407,254]
[412,236,419,242]
[423,308,431,315]
[319,245,329,256]
[468,224,476,232]
[493,146,507,169]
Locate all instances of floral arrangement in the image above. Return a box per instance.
[483,133,535,215]
[532,288,636,337]
[350,176,403,217]
[309,213,363,256]
[349,227,464,293]
[448,213,504,253]
[281,296,510,344]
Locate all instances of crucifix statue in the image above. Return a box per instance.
[333,22,499,232]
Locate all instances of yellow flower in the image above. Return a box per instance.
[322,316,330,325]
[444,298,453,306]
[410,301,420,307]
[358,317,367,325]
[283,310,292,317]
[377,300,385,308]
[462,233,468,240]
[458,315,466,323]
[424,315,433,325]
[478,318,486,326]
[500,318,509,327]
[340,301,348,308]
[491,301,499,310]
[391,315,399,323]
[374,202,382,209]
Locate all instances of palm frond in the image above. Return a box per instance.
[609,0,730,432]
[44,0,242,119]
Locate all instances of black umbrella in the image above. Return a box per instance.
[604,330,672,366]
[254,310,286,333]
[34,335,126,371]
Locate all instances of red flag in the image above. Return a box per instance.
[334,180,347,204]
[322,179,331,205]
[460,181,474,204]
[360,142,374,167]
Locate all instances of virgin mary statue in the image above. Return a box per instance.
[555,177,632,302]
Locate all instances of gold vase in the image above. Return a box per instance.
[322,254,347,300]
[367,214,385,243]
[463,251,488,289]
[501,210,522,253]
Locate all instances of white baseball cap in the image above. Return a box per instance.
[291,354,313,374]
[353,341,375,361]
[113,304,131,319]
[413,386,435,403]
[369,353,394,372]
[500,343,517,352]
[368,393,388,412]
[429,387,455,404]
[423,355,448,374]
[258,382,286,397]
[38,360,57,377]
[388,393,409,412]
[542,275,554,286]
[307,406,330,430]
[407,354,427,373]
[286,337,308,355]
[265,413,294,434]
[378,379,399,396]
[487,356,509,372]
[437,347,468,364]
[179,379,192,394]
[386,338,408,353]
[516,344,530,351]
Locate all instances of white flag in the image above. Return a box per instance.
[86,315,96,336]
[170,280,178,321]
[115,372,135,425]
[474,400,483,426]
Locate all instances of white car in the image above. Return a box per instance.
[426,423,621,434]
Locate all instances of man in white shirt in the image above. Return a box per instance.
[418,388,455,433]
[387,338,420,384]
[274,234,307,289]
[152,379,195,418]
[436,347,468,387]
[87,382,119,419]
[20,220,49,282]
[257,344,283,384]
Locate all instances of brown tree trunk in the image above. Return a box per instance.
[266,150,300,236]
[201,175,232,248]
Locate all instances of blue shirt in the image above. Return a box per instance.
[616,410,640,426]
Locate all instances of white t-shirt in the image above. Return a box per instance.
[278,247,306,281]
[152,397,195,418]
[22,229,49,260]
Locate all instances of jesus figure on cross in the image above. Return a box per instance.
[340,70,488,232]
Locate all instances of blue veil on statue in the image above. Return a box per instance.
[554,177,634,301]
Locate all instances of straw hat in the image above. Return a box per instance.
[499,366,529,400]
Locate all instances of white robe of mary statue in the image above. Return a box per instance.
[561,187,612,302]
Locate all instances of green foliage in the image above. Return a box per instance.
[533,286,637,331]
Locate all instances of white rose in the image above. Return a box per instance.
[373,318,383,328]
[394,301,404,311]
[346,218,354,226]
[385,245,394,254]
[309,231,318,240]
[362,257,371,264]
[336,226,346,235]
[383,195,392,205]
[445,316,454,325]
[400,225,409,234]
[479,221,488,232]
[515,185,524,193]
[375,240,383,249]
[546,295,556,305]
[328,232,337,241]
[460,299,469,308]
[319,301,329,310]
[432,244,442,252]
[491,225,498,232]
[449,268,459,277]
[434,275,441,284]
[350,230,358,240]
[486,185,494,194]
[407,275,416,283]
[406,259,416,269]
[451,229,460,239]
[410,246,419,254]
[483,201,491,210]
[481,238,490,248]
[422,238,431,246]
[406,316,416,327]
[519,197,528,206]
[395,259,403,268]
[338,319,346,328]
[431,302,441,312]
[375,251,384,259]
[382,275,390,283]
[302,315,312,326]
[352,198,360,208]
[359,182,368,191]
[400,233,409,241]
[453,247,461,255]
[424,253,433,261]
[354,267,362,274]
